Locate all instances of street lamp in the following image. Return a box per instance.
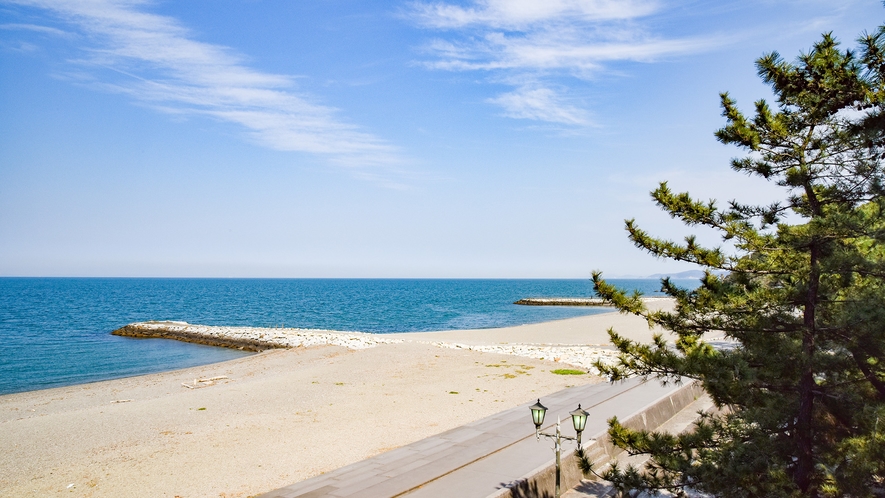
[570,404,589,448]
[529,399,590,498]
[530,399,548,429]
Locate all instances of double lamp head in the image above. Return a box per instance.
[529,399,589,437]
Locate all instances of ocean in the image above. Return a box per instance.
[0,278,698,395]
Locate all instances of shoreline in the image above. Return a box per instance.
[2,298,677,399]
[110,297,675,353]
[107,298,677,378]
[0,299,680,497]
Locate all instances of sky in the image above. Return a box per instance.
[1,0,883,278]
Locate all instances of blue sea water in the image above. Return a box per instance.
[0,278,697,395]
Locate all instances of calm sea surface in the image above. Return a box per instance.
[0,278,697,395]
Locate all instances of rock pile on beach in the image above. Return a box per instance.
[112,321,403,352]
[421,341,620,375]
[112,321,622,373]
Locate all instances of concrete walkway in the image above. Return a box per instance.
[258,377,704,498]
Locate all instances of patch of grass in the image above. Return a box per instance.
[335,382,345,386]
[449,391,459,394]
[503,373,516,379]
[197,407,206,411]
[551,369,586,376]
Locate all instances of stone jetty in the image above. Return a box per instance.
[112,321,402,352]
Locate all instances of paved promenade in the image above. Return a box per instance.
[259,377,702,498]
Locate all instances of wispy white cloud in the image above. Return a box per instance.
[411,0,660,29]
[409,0,721,125]
[7,0,403,171]
[423,30,715,72]
[487,86,588,125]
[0,22,73,37]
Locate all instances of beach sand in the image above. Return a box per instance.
[0,301,674,498]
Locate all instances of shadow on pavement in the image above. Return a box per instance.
[498,479,553,498]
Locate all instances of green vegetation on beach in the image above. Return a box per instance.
[550,369,586,376]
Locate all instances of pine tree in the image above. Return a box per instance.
[591,30,885,497]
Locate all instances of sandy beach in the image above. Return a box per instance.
[0,301,675,498]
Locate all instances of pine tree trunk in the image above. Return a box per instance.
[795,240,820,494]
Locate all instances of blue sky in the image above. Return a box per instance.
[1,0,882,278]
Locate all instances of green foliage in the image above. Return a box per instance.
[592,28,885,498]
[551,368,586,375]
[575,446,594,476]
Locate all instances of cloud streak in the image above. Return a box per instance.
[409,0,720,126]
[487,86,588,125]
[410,0,659,29]
[8,0,401,169]
[0,22,73,37]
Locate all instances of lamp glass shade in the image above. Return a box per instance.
[570,404,589,433]
[529,399,547,428]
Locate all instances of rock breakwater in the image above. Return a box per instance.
[514,296,674,306]
[514,298,607,306]
[112,321,403,352]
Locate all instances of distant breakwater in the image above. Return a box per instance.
[514,296,673,307]
[514,298,607,306]
[112,321,402,352]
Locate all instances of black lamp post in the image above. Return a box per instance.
[529,399,590,498]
